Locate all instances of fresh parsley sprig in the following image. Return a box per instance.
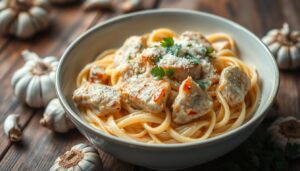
[151,66,174,80]
[160,37,174,47]
[195,80,211,89]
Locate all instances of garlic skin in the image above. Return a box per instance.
[268,116,300,150]
[11,50,58,108]
[113,0,141,13]
[83,0,112,11]
[262,23,300,69]
[50,144,103,171]
[4,114,22,142]
[40,98,75,133]
[0,0,50,39]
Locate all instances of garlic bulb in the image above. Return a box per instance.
[0,0,50,39]
[83,0,112,11]
[113,0,141,13]
[11,50,58,108]
[50,144,103,171]
[40,98,75,133]
[262,23,300,69]
[268,116,300,159]
[4,114,22,142]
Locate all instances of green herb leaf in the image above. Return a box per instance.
[153,56,162,64]
[166,44,181,56]
[151,66,165,79]
[160,37,174,47]
[187,43,193,47]
[165,69,174,78]
[185,53,201,65]
[206,47,214,54]
[195,80,211,89]
[127,53,132,60]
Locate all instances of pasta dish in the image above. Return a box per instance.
[72,28,260,144]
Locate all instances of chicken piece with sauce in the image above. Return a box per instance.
[218,66,251,107]
[88,64,109,84]
[114,36,147,67]
[121,78,171,113]
[172,77,213,124]
[73,83,122,116]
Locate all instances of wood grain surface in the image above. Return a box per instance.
[0,0,299,170]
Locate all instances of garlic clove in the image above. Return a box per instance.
[26,76,43,107]
[16,12,36,39]
[4,114,22,142]
[0,1,7,10]
[11,67,30,89]
[266,29,279,37]
[0,9,17,34]
[29,7,49,30]
[83,0,112,11]
[40,75,56,106]
[277,46,290,69]
[14,74,33,101]
[262,35,275,45]
[40,98,75,133]
[268,42,281,56]
[114,0,141,13]
[290,46,300,68]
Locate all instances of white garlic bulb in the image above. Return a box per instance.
[0,0,50,39]
[262,23,300,69]
[4,114,22,142]
[11,50,58,108]
[268,116,300,159]
[50,144,103,171]
[83,0,112,11]
[40,98,75,133]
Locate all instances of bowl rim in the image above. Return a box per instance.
[56,9,279,149]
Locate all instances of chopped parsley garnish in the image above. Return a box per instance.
[151,66,165,79]
[166,44,181,56]
[160,37,174,47]
[205,47,215,59]
[153,56,162,64]
[127,53,132,60]
[187,43,193,47]
[206,47,214,54]
[165,69,174,78]
[184,53,201,65]
[195,80,211,89]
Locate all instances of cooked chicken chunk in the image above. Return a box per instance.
[157,54,202,82]
[179,31,212,48]
[172,77,213,124]
[218,66,251,106]
[89,64,109,84]
[121,78,171,113]
[73,83,121,116]
[114,36,146,67]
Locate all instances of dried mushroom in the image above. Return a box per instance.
[50,144,103,171]
[262,23,300,69]
[11,50,58,108]
[0,0,50,39]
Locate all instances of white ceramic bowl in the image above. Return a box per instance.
[56,9,279,170]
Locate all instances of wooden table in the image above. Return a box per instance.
[0,0,299,170]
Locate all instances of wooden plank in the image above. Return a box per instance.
[0,3,99,161]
